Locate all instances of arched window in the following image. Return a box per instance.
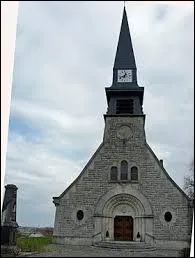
[121,160,128,180]
[110,166,118,181]
[131,166,138,181]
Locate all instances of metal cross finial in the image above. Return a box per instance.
[124,1,126,7]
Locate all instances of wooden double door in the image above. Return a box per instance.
[114,216,133,241]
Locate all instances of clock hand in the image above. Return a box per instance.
[119,75,125,79]
[119,72,127,80]
[121,74,126,78]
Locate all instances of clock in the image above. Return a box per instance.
[117,70,132,82]
[116,125,132,140]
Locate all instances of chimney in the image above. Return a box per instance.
[160,159,163,167]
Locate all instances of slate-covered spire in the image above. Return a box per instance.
[105,5,144,117]
[113,7,137,86]
[114,7,136,69]
[114,6,136,69]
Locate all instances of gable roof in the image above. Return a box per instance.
[145,142,192,203]
[53,141,192,206]
[53,143,104,204]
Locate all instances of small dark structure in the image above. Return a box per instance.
[1,184,19,256]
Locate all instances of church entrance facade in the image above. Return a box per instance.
[114,216,133,241]
[93,186,154,244]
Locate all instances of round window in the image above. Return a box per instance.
[77,210,84,220]
[164,211,172,222]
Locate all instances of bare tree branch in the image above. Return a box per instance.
[183,160,194,200]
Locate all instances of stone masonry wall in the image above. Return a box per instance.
[53,116,191,242]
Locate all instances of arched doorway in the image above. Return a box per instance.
[114,216,133,241]
[93,187,154,243]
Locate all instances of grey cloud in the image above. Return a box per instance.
[5,2,194,226]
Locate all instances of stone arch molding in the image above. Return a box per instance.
[103,194,144,218]
[94,185,153,216]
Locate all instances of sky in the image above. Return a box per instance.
[4,1,194,227]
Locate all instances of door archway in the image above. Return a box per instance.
[93,187,154,243]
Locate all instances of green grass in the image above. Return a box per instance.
[16,236,53,253]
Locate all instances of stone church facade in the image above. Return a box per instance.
[53,7,193,251]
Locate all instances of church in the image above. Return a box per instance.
[53,7,193,251]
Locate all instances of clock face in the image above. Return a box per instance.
[116,125,132,140]
[117,70,132,82]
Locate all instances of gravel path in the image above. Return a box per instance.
[19,244,182,257]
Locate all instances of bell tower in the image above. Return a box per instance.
[53,4,192,248]
[105,7,144,118]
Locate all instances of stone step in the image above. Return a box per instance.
[94,241,156,251]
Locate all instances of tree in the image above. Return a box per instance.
[183,160,194,200]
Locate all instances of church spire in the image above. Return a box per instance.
[105,5,144,117]
[112,6,137,86]
[114,6,136,70]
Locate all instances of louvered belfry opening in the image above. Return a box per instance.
[116,99,134,114]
